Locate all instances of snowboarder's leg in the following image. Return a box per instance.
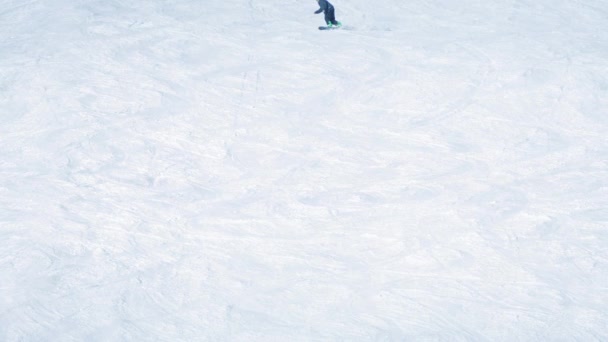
[326,7,339,26]
[324,10,332,26]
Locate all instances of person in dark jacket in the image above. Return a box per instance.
[314,0,341,27]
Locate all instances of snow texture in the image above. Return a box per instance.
[1,0,607,340]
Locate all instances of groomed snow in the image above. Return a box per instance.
[1,0,607,340]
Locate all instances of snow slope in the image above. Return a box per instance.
[1,0,607,340]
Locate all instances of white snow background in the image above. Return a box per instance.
[1,0,607,340]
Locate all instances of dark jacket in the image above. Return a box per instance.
[314,0,334,14]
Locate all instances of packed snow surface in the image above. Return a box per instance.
[1,0,607,340]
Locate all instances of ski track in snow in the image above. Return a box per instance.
[1,0,607,340]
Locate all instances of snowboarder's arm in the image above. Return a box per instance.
[314,0,329,14]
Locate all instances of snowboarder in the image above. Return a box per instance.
[314,0,341,28]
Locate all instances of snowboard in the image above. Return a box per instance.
[319,23,342,30]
